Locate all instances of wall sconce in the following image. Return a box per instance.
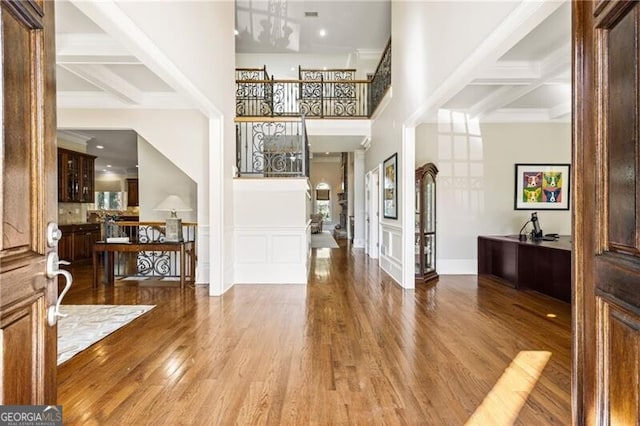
[153,195,192,242]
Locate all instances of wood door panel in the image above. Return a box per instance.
[0,0,57,404]
[606,5,640,255]
[575,0,640,422]
[602,301,640,424]
[2,9,32,251]
[1,304,37,404]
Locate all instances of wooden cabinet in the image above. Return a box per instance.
[59,223,101,262]
[477,235,571,303]
[126,178,139,206]
[415,163,438,284]
[58,148,96,202]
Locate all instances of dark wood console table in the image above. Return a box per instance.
[477,235,571,303]
[93,241,196,289]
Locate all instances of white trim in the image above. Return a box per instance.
[209,117,225,296]
[401,126,415,290]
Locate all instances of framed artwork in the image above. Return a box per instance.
[514,163,571,210]
[383,153,398,219]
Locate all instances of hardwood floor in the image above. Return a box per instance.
[58,242,571,425]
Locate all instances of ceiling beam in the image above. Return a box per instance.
[59,63,143,105]
[469,43,570,118]
[56,33,139,64]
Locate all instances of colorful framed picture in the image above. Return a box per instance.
[383,153,398,219]
[514,163,571,210]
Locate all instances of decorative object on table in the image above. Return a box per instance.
[57,304,155,365]
[514,163,570,210]
[153,195,193,242]
[383,153,398,219]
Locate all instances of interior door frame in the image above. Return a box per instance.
[368,167,380,259]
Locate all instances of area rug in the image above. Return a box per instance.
[311,231,339,249]
[57,305,155,365]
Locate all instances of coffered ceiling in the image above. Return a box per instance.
[55,0,571,171]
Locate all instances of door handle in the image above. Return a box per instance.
[46,252,73,326]
[46,222,62,248]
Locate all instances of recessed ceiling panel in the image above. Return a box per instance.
[505,84,570,109]
[55,0,106,34]
[500,2,570,61]
[56,65,103,92]
[442,85,498,110]
[105,64,174,92]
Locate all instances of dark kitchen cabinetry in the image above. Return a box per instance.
[59,223,101,262]
[58,148,96,203]
[126,178,139,206]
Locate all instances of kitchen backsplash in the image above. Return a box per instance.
[58,202,90,224]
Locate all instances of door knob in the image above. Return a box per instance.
[46,252,73,326]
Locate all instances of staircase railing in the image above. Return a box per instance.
[235,39,391,119]
[236,116,309,178]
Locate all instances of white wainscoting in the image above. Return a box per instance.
[379,222,403,286]
[196,225,209,285]
[234,227,309,284]
[233,178,311,284]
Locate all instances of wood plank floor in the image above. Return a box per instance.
[58,241,571,425]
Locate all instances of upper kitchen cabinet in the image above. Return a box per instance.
[58,148,96,203]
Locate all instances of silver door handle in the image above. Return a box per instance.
[46,252,72,326]
[47,222,62,248]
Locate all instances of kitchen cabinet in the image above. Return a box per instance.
[58,148,96,202]
[126,178,139,206]
[59,223,101,262]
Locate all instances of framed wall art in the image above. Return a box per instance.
[514,163,570,210]
[383,153,398,219]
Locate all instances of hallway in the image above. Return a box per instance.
[58,242,571,424]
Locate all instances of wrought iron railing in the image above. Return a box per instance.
[369,38,392,115]
[105,221,197,280]
[235,39,391,119]
[236,117,309,177]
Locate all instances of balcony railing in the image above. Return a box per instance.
[235,39,391,119]
[235,116,309,177]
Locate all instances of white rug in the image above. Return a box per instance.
[311,231,339,248]
[57,305,155,365]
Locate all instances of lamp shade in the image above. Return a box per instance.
[153,195,192,216]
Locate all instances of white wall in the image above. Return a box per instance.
[416,118,571,274]
[234,178,310,284]
[70,1,235,294]
[309,158,342,229]
[365,1,525,288]
[137,135,197,222]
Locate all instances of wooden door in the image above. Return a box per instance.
[574,1,640,423]
[0,0,58,404]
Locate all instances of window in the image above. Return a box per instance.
[315,183,331,222]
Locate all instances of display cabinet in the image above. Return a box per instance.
[58,148,96,202]
[415,163,438,284]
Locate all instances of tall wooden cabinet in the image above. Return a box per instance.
[415,163,438,284]
[58,148,96,202]
[126,178,139,206]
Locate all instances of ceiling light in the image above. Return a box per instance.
[234,29,239,36]
[325,152,330,155]
[106,164,112,168]
[96,145,104,149]
[136,164,139,168]
[319,28,326,38]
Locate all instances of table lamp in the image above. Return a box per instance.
[153,195,192,242]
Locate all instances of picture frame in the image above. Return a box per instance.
[383,153,398,219]
[514,163,571,210]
